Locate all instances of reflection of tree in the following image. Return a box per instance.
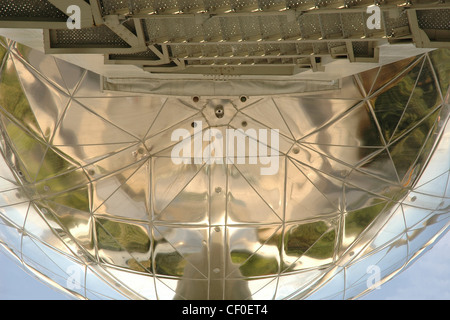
[389,113,438,182]
[371,52,446,182]
[394,61,439,138]
[371,59,422,142]
[429,48,450,95]
[357,103,382,148]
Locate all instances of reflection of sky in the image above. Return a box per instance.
[362,229,450,300]
[0,247,71,300]
[0,229,448,300]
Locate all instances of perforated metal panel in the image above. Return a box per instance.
[417,9,450,30]
[416,9,450,43]
[1,0,450,75]
[53,25,131,48]
[0,0,67,19]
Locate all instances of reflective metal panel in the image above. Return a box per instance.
[0,39,448,300]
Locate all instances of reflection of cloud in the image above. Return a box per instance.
[363,231,450,300]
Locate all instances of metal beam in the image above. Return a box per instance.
[407,9,450,48]
[103,15,141,47]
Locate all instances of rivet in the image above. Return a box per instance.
[215,105,225,119]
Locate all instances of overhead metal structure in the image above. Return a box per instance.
[0,0,449,75]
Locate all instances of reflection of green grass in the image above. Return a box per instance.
[4,120,46,180]
[36,147,75,181]
[127,258,152,273]
[46,187,90,212]
[284,221,331,258]
[97,218,150,253]
[5,118,90,207]
[306,229,335,259]
[284,222,336,269]
[97,217,156,273]
[228,221,336,277]
[345,202,386,238]
[0,41,6,65]
[0,56,41,136]
[35,169,89,196]
[155,250,186,277]
[96,218,156,273]
[0,51,90,207]
[99,224,189,276]
[231,251,279,277]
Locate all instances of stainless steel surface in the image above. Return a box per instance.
[0,38,448,299]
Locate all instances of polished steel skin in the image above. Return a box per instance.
[0,37,448,300]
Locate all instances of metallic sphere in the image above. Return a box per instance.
[0,38,448,299]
